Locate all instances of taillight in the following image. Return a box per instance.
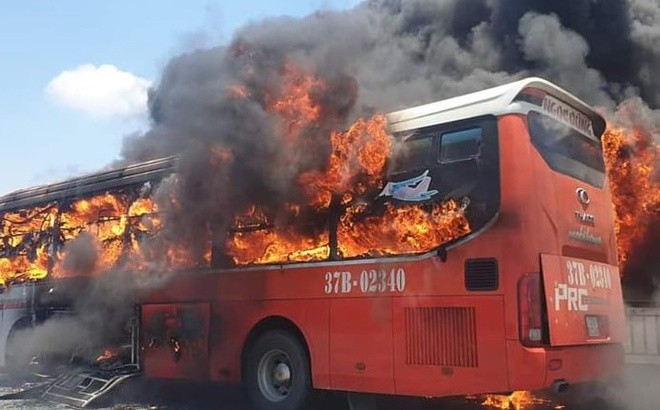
[518,272,545,347]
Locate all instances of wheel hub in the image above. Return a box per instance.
[273,362,291,384]
[257,349,293,402]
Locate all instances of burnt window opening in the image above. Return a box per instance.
[221,205,332,267]
[0,180,213,285]
[338,115,501,261]
[0,204,57,285]
[1,116,501,273]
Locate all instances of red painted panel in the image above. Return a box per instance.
[543,343,623,386]
[541,254,625,346]
[505,341,546,390]
[505,341,624,391]
[393,296,508,397]
[203,298,331,388]
[141,302,210,380]
[329,297,394,393]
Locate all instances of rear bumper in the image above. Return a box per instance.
[506,340,624,391]
[544,343,624,387]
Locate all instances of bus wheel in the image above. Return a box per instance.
[244,330,311,410]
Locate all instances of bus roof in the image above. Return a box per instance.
[0,156,176,212]
[385,77,607,138]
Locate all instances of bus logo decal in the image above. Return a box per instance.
[378,170,438,202]
[576,187,590,206]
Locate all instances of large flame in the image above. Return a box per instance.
[299,115,391,209]
[602,124,660,272]
[0,62,472,284]
[479,391,562,409]
[337,200,470,258]
[226,205,330,265]
[266,63,326,140]
[0,204,56,285]
[224,64,469,265]
[0,189,210,285]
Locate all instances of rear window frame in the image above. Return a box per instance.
[527,111,606,188]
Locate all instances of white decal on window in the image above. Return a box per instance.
[378,170,438,202]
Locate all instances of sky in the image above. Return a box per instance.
[0,0,358,196]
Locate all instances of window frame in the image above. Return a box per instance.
[437,126,483,165]
[526,111,606,188]
[388,131,436,174]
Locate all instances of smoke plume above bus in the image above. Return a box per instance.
[117,0,659,298]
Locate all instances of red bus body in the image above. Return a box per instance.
[139,78,625,398]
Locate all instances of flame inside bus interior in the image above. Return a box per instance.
[0,126,491,361]
[0,78,626,409]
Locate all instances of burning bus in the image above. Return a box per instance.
[0,77,625,409]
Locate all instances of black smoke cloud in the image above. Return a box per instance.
[123,0,660,163]
[118,0,659,282]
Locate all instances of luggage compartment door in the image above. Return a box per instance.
[141,302,210,380]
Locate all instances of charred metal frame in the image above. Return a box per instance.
[130,304,141,368]
[0,157,177,285]
[0,158,176,372]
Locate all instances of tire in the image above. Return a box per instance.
[244,330,312,410]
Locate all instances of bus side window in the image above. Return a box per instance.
[439,127,482,164]
[389,132,435,174]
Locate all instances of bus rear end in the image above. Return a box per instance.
[502,86,625,391]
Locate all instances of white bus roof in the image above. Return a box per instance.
[385,77,606,138]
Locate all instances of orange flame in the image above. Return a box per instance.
[0,204,56,286]
[0,62,473,282]
[480,391,562,409]
[56,193,129,275]
[299,115,391,209]
[0,188,211,285]
[228,227,330,265]
[226,204,328,265]
[338,199,470,258]
[223,63,469,265]
[602,125,660,271]
[265,63,325,139]
[96,348,120,362]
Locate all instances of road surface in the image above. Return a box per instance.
[0,365,657,409]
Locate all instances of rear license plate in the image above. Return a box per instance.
[586,316,600,337]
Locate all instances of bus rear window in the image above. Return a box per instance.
[528,112,605,188]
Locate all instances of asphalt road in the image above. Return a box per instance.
[0,365,657,410]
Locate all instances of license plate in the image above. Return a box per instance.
[586,316,600,337]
